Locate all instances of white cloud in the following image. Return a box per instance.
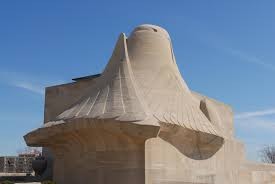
[224,48,275,72]
[13,82,44,95]
[188,23,275,73]
[0,70,66,95]
[234,116,275,161]
[235,108,275,119]
[236,117,275,132]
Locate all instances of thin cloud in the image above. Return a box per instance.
[235,115,275,161]
[185,21,275,73]
[224,48,275,72]
[237,118,275,131]
[13,82,44,95]
[235,108,275,119]
[0,70,66,95]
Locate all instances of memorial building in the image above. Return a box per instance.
[25,24,275,184]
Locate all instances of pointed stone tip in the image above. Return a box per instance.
[119,32,127,38]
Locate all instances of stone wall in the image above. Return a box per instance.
[39,79,275,184]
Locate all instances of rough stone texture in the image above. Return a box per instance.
[24,24,275,184]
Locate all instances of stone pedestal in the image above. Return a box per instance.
[26,120,159,184]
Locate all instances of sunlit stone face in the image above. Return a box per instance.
[131,24,171,39]
[24,24,275,184]
[127,24,177,93]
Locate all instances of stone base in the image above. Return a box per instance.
[32,121,160,184]
[146,138,275,184]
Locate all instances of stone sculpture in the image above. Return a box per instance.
[25,24,275,184]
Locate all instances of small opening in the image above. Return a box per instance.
[152,28,158,32]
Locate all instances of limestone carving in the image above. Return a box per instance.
[24,24,275,184]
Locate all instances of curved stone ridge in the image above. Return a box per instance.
[56,33,151,124]
[54,25,221,137]
[25,24,224,160]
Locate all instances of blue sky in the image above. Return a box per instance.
[0,0,274,161]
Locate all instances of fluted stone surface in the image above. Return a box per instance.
[24,24,275,184]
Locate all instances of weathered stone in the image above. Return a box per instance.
[24,24,275,184]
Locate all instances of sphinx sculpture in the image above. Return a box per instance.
[25,25,275,184]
